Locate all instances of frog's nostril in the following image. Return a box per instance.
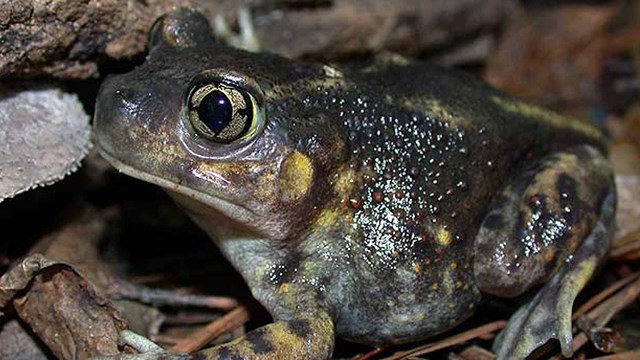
[106,87,141,116]
[114,88,133,101]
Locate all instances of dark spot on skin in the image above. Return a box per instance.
[188,353,209,360]
[266,263,289,285]
[313,278,331,302]
[483,212,504,230]
[265,253,302,285]
[214,346,244,360]
[492,194,510,206]
[288,318,313,338]
[514,209,526,240]
[245,328,276,354]
[572,146,592,163]
[556,174,577,200]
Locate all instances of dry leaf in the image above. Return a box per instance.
[484,3,622,106]
[0,85,90,202]
[0,254,129,359]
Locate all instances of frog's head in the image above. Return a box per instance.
[94,8,348,240]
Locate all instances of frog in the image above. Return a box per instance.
[93,8,616,360]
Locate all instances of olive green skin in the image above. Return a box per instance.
[94,9,616,360]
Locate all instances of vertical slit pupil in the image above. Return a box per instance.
[197,90,233,134]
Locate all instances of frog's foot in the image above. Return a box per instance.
[473,145,616,359]
[493,192,615,359]
[95,313,334,360]
[213,6,261,52]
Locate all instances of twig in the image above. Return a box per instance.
[609,230,640,260]
[110,281,239,310]
[170,306,250,353]
[589,350,640,360]
[353,347,384,360]
[573,272,640,320]
[382,320,507,360]
[163,313,219,325]
[572,276,640,353]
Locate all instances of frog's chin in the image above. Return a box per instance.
[98,149,257,227]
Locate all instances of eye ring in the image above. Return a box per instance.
[186,72,264,144]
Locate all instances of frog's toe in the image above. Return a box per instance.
[493,272,576,359]
[90,331,188,360]
[493,193,615,359]
[117,330,166,354]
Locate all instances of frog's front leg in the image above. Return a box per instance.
[473,145,615,359]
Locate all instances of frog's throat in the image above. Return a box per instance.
[97,147,256,223]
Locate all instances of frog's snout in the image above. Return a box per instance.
[93,77,147,160]
[95,75,156,134]
[95,78,128,122]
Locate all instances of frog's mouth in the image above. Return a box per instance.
[98,148,257,225]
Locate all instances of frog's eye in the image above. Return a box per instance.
[187,81,261,143]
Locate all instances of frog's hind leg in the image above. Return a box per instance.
[473,145,615,359]
[111,310,334,359]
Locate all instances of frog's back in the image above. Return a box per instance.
[308,60,607,344]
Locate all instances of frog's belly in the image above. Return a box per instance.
[334,270,481,345]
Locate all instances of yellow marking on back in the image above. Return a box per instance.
[268,76,348,101]
[279,150,314,202]
[436,227,452,246]
[491,95,604,141]
[333,167,357,197]
[524,150,602,210]
[441,266,458,296]
[394,98,469,128]
[315,208,342,228]
[323,65,344,78]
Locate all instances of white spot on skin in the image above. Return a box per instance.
[191,166,231,187]
[323,65,344,78]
